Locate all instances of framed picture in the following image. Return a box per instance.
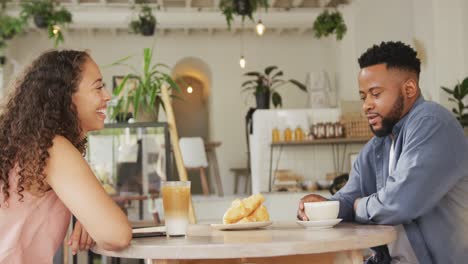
[349,152,359,171]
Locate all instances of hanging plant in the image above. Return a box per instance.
[219,0,268,29]
[20,0,72,47]
[313,10,347,40]
[0,13,26,65]
[129,5,156,36]
[0,13,26,40]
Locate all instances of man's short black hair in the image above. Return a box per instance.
[358,41,421,77]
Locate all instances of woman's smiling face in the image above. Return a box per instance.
[72,57,111,135]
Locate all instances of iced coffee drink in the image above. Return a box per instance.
[161,181,191,236]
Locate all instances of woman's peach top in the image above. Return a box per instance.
[0,169,70,264]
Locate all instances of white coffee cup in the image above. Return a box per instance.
[304,201,339,221]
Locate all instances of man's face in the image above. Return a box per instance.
[358,64,406,137]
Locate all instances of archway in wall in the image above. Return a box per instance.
[172,57,212,139]
[172,57,212,194]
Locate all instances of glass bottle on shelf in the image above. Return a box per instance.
[272,127,280,143]
[294,126,304,141]
[284,127,292,142]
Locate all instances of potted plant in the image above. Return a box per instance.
[219,0,268,29]
[110,47,181,122]
[0,14,26,40]
[241,66,307,109]
[313,10,347,40]
[441,77,468,128]
[130,5,156,36]
[21,0,72,47]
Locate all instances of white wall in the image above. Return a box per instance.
[3,30,335,195]
[2,0,468,195]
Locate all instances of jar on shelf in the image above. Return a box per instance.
[334,122,344,138]
[272,127,280,142]
[325,122,335,138]
[294,126,304,141]
[283,127,293,142]
[315,123,325,139]
[311,124,317,138]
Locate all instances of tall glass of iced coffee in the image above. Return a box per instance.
[161,181,191,236]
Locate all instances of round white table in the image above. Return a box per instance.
[93,222,396,264]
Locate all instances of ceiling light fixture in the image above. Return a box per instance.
[239,56,246,69]
[52,25,61,35]
[256,20,265,36]
[187,86,193,93]
[240,21,246,69]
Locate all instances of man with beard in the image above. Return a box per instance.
[297,41,468,264]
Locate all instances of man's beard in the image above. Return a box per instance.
[370,94,404,137]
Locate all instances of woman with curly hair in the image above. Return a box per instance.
[0,50,132,263]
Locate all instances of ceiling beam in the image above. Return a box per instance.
[157,0,165,10]
[185,0,192,8]
[5,8,321,30]
[213,0,220,9]
[292,0,304,8]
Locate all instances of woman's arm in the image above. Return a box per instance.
[46,136,132,251]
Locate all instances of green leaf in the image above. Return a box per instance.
[441,86,454,95]
[272,91,282,108]
[461,77,468,90]
[113,75,131,96]
[288,79,307,91]
[271,71,283,80]
[245,71,261,77]
[143,48,152,76]
[453,84,461,99]
[265,66,278,76]
[241,80,256,87]
[163,74,182,93]
[448,98,457,103]
[133,84,143,119]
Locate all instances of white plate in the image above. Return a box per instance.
[211,221,273,231]
[296,218,342,229]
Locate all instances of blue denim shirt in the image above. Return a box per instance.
[331,96,468,264]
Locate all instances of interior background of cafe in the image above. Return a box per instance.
[1,0,468,262]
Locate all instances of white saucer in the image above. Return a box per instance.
[211,221,273,231]
[296,218,342,229]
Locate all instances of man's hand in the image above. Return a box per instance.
[68,221,95,255]
[297,194,328,221]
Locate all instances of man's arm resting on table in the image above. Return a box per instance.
[329,151,367,222]
[354,116,468,225]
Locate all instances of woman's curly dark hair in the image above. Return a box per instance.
[358,41,421,78]
[0,50,90,203]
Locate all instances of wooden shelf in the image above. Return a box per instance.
[271,137,371,146]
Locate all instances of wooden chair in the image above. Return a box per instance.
[179,137,211,196]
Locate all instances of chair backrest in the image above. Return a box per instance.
[179,137,208,168]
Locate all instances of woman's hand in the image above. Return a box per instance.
[68,220,95,255]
